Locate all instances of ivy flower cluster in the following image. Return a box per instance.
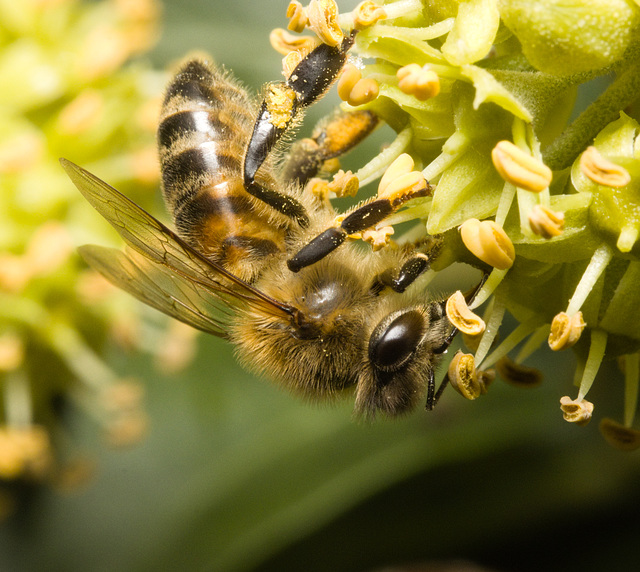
[275,0,640,449]
[0,0,192,508]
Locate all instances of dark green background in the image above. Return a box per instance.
[2,1,639,571]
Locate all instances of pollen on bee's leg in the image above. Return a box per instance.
[492,140,552,193]
[307,0,344,46]
[397,63,440,101]
[264,83,297,129]
[580,146,631,188]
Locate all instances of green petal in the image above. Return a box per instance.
[441,0,500,65]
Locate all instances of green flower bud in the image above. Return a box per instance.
[498,0,640,75]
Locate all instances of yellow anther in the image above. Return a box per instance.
[269,28,319,55]
[0,333,24,372]
[337,63,362,101]
[286,0,309,33]
[548,311,586,351]
[528,204,565,239]
[352,1,387,30]
[599,418,640,451]
[459,218,515,270]
[495,356,543,387]
[579,145,631,188]
[397,63,440,101]
[306,178,331,202]
[445,290,486,336]
[307,0,344,47]
[560,396,594,426]
[328,169,359,197]
[0,426,52,480]
[448,351,482,401]
[321,157,341,174]
[348,78,379,106]
[282,50,304,78]
[491,140,552,193]
[101,379,145,412]
[378,153,414,195]
[337,64,379,106]
[362,226,394,251]
[104,411,149,448]
[378,170,426,202]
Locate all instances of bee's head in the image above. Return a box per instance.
[355,301,452,417]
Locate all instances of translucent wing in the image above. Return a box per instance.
[61,158,295,330]
[80,244,229,336]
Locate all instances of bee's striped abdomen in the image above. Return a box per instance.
[158,59,289,282]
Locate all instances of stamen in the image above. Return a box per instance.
[548,311,586,351]
[580,146,631,188]
[623,353,640,428]
[528,204,565,239]
[286,1,309,33]
[491,140,552,193]
[448,351,482,401]
[362,226,394,250]
[496,356,542,387]
[560,396,594,426]
[566,244,613,316]
[352,1,387,30]
[308,0,344,47]
[599,418,640,451]
[270,28,319,55]
[328,169,359,197]
[377,153,427,201]
[397,63,440,101]
[446,290,486,335]
[459,218,515,270]
[576,329,607,401]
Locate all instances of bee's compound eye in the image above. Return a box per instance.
[369,310,425,371]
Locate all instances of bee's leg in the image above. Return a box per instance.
[425,273,489,411]
[425,369,450,411]
[282,110,379,186]
[370,254,431,295]
[287,182,432,272]
[244,180,310,228]
[244,33,356,188]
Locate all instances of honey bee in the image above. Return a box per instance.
[62,33,462,417]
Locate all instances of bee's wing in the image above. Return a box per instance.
[80,244,229,336]
[61,158,295,326]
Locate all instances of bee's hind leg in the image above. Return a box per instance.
[282,109,379,187]
[243,33,356,189]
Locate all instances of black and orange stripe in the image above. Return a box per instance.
[158,59,289,283]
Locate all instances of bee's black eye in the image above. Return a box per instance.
[369,310,425,371]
